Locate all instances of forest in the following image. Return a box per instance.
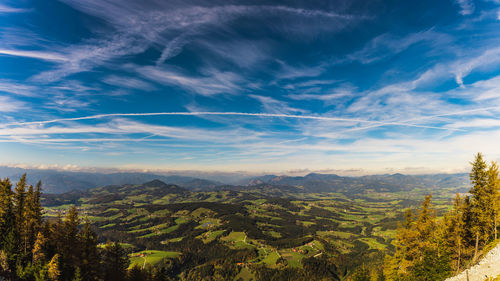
[381,153,500,281]
[0,153,498,281]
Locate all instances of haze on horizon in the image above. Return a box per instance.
[1,0,500,174]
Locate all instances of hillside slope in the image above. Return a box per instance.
[445,242,500,281]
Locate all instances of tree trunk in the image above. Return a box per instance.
[473,231,479,263]
[495,215,497,240]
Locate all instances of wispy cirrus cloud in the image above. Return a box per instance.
[0,80,38,97]
[0,96,25,112]
[455,0,475,15]
[26,1,364,82]
[0,4,29,13]
[249,94,307,114]
[136,66,244,96]
[345,29,453,64]
[0,49,68,62]
[103,75,156,91]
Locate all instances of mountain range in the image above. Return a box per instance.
[0,166,470,194]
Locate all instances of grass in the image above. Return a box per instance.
[261,251,280,266]
[281,251,304,268]
[234,267,255,281]
[129,250,179,268]
[221,231,246,242]
[359,237,387,250]
[198,230,225,243]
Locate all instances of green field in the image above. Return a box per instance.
[129,250,180,268]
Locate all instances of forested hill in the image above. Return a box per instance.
[0,166,469,194]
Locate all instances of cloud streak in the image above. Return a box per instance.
[0,49,68,62]
[3,111,470,131]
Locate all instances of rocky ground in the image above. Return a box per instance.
[445,243,500,281]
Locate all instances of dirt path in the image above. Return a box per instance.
[445,243,500,281]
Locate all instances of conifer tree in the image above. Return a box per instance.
[24,184,36,261]
[33,232,48,265]
[61,206,81,280]
[13,174,27,257]
[469,153,489,261]
[48,254,61,281]
[444,194,465,273]
[0,178,14,248]
[102,242,129,281]
[79,219,100,281]
[486,161,500,240]
[415,194,436,255]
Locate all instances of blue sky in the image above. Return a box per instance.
[1,0,500,174]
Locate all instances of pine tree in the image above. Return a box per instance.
[128,264,148,281]
[33,232,48,265]
[469,153,489,261]
[102,242,129,281]
[24,184,36,261]
[48,254,61,281]
[79,219,100,281]
[486,161,500,240]
[383,208,417,280]
[0,178,14,248]
[444,194,465,273]
[414,194,437,255]
[61,206,81,280]
[13,174,27,258]
[72,267,82,281]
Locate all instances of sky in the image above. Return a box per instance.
[1,0,500,174]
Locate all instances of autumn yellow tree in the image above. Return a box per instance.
[48,254,61,281]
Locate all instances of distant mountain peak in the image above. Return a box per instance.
[142,179,168,187]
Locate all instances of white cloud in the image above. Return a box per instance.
[0,4,28,13]
[0,81,37,97]
[346,29,453,64]
[27,1,363,82]
[452,46,500,87]
[455,0,475,15]
[0,96,25,112]
[103,75,156,91]
[249,94,307,114]
[136,66,243,96]
[0,49,68,62]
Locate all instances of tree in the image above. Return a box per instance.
[79,219,100,281]
[443,194,465,273]
[102,242,129,281]
[351,264,370,281]
[128,264,148,281]
[0,178,14,245]
[13,174,27,258]
[414,194,437,255]
[72,267,82,281]
[48,254,61,281]
[384,196,447,280]
[61,206,81,280]
[486,162,500,240]
[469,153,489,261]
[33,232,48,265]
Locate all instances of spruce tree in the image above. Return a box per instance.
[0,178,14,248]
[33,232,48,265]
[486,161,500,240]
[102,242,129,281]
[79,219,100,281]
[61,206,81,280]
[48,254,61,281]
[469,153,488,262]
[444,194,465,273]
[13,174,27,258]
